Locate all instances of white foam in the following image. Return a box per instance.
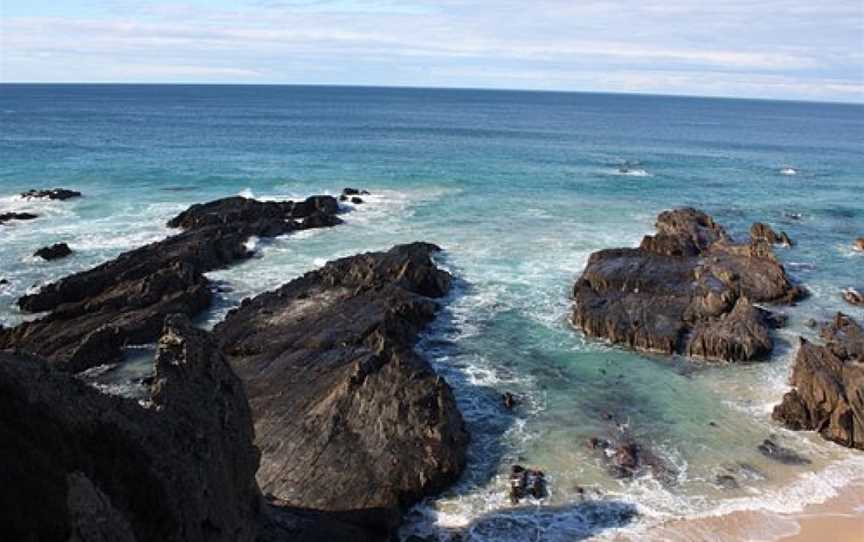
[780,168,798,176]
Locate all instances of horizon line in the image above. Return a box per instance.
[2,81,862,107]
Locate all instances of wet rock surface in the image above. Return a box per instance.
[21,188,82,200]
[773,313,864,450]
[756,439,811,465]
[0,195,343,372]
[854,238,864,252]
[0,211,38,224]
[842,287,864,306]
[34,242,73,261]
[572,208,804,362]
[509,465,546,504]
[215,242,468,533]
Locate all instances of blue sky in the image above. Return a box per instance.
[1,0,862,102]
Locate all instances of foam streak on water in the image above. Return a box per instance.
[1,85,863,541]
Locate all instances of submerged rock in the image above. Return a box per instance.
[773,313,864,450]
[502,391,518,410]
[0,194,343,372]
[21,188,82,200]
[34,242,72,261]
[0,211,38,224]
[756,438,811,465]
[214,243,468,533]
[572,208,804,362]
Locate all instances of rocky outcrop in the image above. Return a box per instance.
[0,316,261,542]
[35,242,73,261]
[842,288,864,306]
[21,188,82,200]
[214,242,468,533]
[340,187,370,203]
[773,314,864,450]
[0,211,38,225]
[0,314,385,541]
[572,208,804,362]
[750,222,793,247]
[0,194,343,372]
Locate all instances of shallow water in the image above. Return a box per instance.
[1,85,863,540]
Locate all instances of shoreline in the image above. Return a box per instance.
[626,478,864,542]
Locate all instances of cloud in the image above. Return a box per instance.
[1,0,862,102]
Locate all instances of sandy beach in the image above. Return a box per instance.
[626,480,864,542]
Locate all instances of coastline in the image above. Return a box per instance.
[627,478,864,542]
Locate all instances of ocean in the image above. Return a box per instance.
[1,84,863,541]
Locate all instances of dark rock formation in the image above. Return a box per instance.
[714,474,740,490]
[0,195,343,372]
[502,392,518,410]
[21,188,82,200]
[0,315,384,541]
[773,313,864,450]
[842,288,864,306]
[756,439,811,465]
[215,243,468,533]
[572,208,805,362]
[750,222,793,247]
[0,211,38,224]
[342,187,370,196]
[0,316,261,542]
[34,242,72,261]
[508,465,546,504]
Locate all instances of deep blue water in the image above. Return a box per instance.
[1,84,863,541]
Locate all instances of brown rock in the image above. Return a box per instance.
[842,288,864,306]
[572,208,804,362]
[772,313,864,450]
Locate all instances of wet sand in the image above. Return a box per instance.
[624,479,864,542]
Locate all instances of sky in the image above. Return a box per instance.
[1,0,863,102]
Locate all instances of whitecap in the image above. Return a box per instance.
[780,167,798,176]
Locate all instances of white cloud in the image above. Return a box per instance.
[1,0,862,101]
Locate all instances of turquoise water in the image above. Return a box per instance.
[1,85,863,540]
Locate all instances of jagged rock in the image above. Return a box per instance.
[21,188,82,200]
[0,195,344,372]
[342,187,370,197]
[750,222,793,246]
[214,243,468,533]
[773,314,864,450]
[34,242,72,261]
[842,288,864,306]
[0,316,261,542]
[502,392,518,410]
[572,208,804,362]
[0,211,38,224]
[509,465,546,504]
[756,439,811,465]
